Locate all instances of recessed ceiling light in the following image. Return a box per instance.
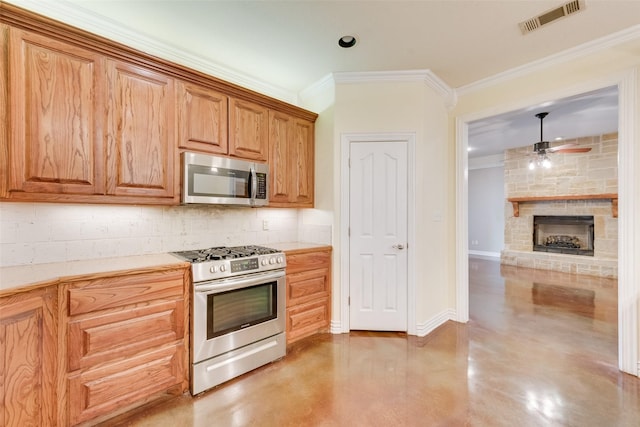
[338,35,357,48]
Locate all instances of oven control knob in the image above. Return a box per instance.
[277,256,284,264]
[269,257,276,265]
[261,259,268,266]
[209,266,218,273]
[220,264,227,272]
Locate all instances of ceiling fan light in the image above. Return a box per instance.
[529,159,535,170]
[542,156,552,168]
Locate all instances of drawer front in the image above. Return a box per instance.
[68,343,184,425]
[285,250,330,274]
[68,299,184,371]
[286,298,330,344]
[287,268,329,306]
[68,269,185,316]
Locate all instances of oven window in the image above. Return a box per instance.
[206,281,277,339]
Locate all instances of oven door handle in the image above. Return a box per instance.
[194,270,285,294]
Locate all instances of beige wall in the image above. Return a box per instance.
[330,79,451,331]
[450,38,640,373]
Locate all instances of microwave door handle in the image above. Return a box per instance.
[249,167,257,200]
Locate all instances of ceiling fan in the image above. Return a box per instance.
[529,112,591,169]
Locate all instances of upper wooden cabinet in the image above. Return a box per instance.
[269,111,315,207]
[1,5,317,206]
[228,97,269,161]
[4,27,105,197]
[177,81,228,155]
[105,60,176,200]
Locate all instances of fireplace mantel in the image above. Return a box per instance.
[507,193,618,218]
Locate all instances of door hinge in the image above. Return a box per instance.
[348,227,350,237]
[348,296,350,306]
[348,158,351,168]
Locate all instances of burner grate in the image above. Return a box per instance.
[173,245,279,263]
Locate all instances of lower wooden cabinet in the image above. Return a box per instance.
[59,266,190,426]
[285,247,332,344]
[0,286,58,427]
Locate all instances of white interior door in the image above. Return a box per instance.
[349,141,408,331]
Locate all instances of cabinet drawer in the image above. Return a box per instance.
[68,343,184,425]
[287,268,329,306]
[67,269,185,316]
[68,299,184,371]
[286,298,330,343]
[285,250,330,274]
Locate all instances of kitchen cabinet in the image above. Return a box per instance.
[3,26,106,198]
[1,5,317,206]
[0,286,58,427]
[105,60,177,201]
[177,81,228,155]
[269,112,315,207]
[60,266,189,426]
[285,247,331,344]
[229,97,269,161]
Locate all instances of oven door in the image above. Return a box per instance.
[192,269,285,364]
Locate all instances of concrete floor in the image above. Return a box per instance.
[105,257,639,426]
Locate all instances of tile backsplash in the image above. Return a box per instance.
[0,203,331,267]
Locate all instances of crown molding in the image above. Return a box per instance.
[298,73,335,113]
[457,24,640,96]
[332,69,456,109]
[3,0,298,104]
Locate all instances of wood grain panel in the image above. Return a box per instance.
[106,59,176,199]
[0,287,57,427]
[268,110,293,203]
[228,97,268,161]
[177,80,228,154]
[286,250,331,274]
[68,299,183,371]
[286,298,330,343]
[292,118,314,206]
[67,269,184,316]
[288,268,330,306]
[7,27,105,196]
[68,343,184,425]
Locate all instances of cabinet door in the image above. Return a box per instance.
[106,60,176,200]
[268,110,294,204]
[0,287,57,427]
[177,81,228,154]
[228,97,268,161]
[6,27,105,196]
[292,118,314,206]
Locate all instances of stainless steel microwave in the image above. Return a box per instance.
[181,152,268,207]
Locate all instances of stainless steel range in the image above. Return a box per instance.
[172,245,286,395]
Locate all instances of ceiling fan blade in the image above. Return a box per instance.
[553,147,592,153]
[546,143,577,152]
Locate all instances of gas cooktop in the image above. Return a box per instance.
[172,245,280,263]
[171,245,285,282]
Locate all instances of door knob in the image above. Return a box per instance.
[392,244,405,250]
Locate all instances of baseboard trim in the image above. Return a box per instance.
[469,250,501,258]
[330,320,343,334]
[415,309,456,337]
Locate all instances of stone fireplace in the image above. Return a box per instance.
[501,133,618,278]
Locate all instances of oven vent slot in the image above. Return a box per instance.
[519,0,585,35]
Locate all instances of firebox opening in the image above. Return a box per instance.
[533,215,594,256]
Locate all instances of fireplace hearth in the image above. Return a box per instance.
[533,216,594,256]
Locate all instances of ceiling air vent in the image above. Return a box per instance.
[519,0,586,35]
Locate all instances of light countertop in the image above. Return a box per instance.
[0,253,188,296]
[269,242,332,253]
